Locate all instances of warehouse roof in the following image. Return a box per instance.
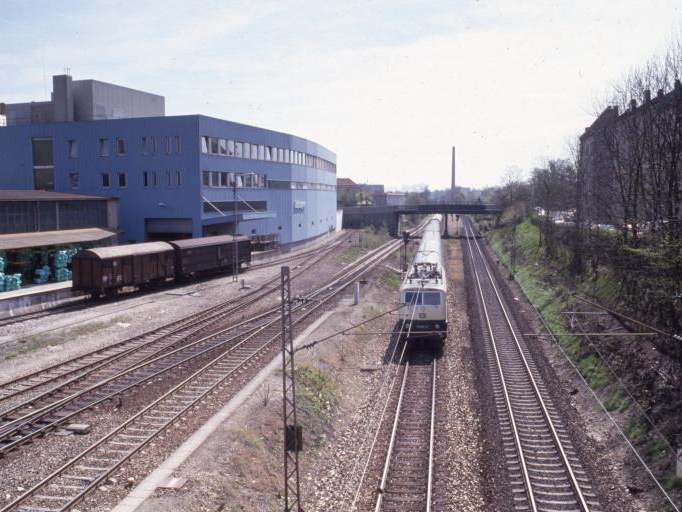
[0,228,117,251]
[0,190,113,202]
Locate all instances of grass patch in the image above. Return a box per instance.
[296,363,338,444]
[382,271,401,289]
[232,428,262,451]
[663,472,681,491]
[625,417,648,440]
[339,247,364,263]
[604,387,630,413]
[579,354,610,390]
[647,438,668,461]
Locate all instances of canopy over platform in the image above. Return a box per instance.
[0,228,117,251]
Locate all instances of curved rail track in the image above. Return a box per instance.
[0,227,415,512]
[463,219,600,512]
[374,347,437,512]
[0,234,353,453]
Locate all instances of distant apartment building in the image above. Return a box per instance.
[337,178,386,206]
[385,191,407,206]
[0,75,337,245]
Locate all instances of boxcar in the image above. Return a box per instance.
[169,235,251,277]
[72,242,175,296]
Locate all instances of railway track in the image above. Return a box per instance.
[374,347,437,512]
[463,220,600,512]
[0,233,349,330]
[0,227,415,512]
[0,233,351,406]
[0,234,354,453]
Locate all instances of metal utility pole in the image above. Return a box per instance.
[280,266,302,512]
[233,180,239,282]
[451,145,456,198]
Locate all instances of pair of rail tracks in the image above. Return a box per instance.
[0,233,353,455]
[373,346,437,512]
[0,228,413,512]
[463,219,601,512]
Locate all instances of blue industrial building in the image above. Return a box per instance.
[0,75,337,246]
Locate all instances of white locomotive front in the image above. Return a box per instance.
[399,216,448,339]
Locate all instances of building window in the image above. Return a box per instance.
[69,172,79,189]
[210,137,219,154]
[166,171,171,187]
[278,148,284,162]
[152,171,158,187]
[264,146,271,161]
[175,135,181,154]
[165,136,171,155]
[211,171,220,187]
[244,142,251,158]
[219,138,227,156]
[203,171,211,187]
[68,139,78,158]
[235,141,243,158]
[117,138,126,155]
[278,225,282,230]
[32,138,55,191]
[201,136,209,153]
[143,171,149,188]
[220,172,228,187]
[175,171,182,187]
[284,149,290,163]
[227,140,235,156]
[99,138,109,157]
[142,136,147,155]
[101,172,110,188]
[151,136,158,155]
[251,144,258,159]
[251,228,257,234]
[258,145,265,160]
[118,172,127,187]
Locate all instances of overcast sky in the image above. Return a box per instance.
[1,1,681,190]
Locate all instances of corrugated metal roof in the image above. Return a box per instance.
[80,242,173,259]
[0,228,116,251]
[0,190,113,202]
[169,235,249,249]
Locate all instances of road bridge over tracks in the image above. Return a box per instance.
[342,202,502,236]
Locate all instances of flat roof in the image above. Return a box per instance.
[0,190,113,202]
[0,228,116,251]
[81,242,172,259]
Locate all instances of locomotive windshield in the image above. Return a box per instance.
[403,291,441,306]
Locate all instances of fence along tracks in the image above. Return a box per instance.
[0,229,410,512]
[0,235,352,447]
[463,220,599,512]
[374,348,437,512]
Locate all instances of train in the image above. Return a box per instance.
[398,216,448,339]
[71,234,252,297]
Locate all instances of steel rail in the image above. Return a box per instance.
[0,220,410,512]
[464,221,592,512]
[0,233,352,407]
[373,350,437,512]
[426,357,436,511]
[0,234,369,452]
[374,358,410,512]
[463,223,538,512]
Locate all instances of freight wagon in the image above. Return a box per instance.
[72,235,251,297]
